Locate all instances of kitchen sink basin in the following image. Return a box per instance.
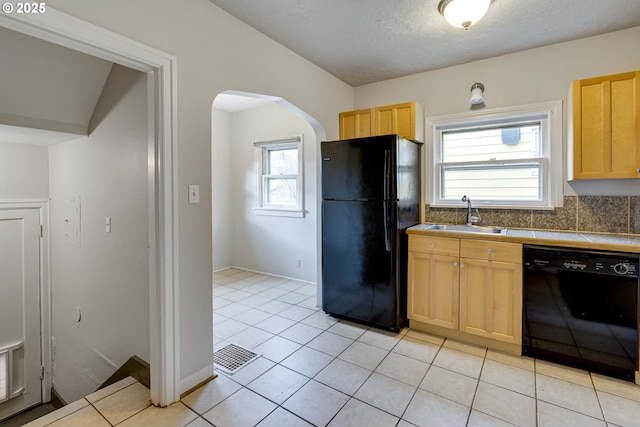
[425,224,507,235]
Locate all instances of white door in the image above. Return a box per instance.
[0,209,42,421]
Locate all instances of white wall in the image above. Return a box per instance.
[226,103,317,282]
[211,108,232,271]
[46,0,353,389]
[354,26,640,198]
[49,64,149,402]
[0,142,49,199]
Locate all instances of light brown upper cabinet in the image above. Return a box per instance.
[339,101,424,142]
[339,108,375,140]
[569,70,640,180]
[375,102,422,141]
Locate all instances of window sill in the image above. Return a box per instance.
[430,202,558,211]
[254,207,305,218]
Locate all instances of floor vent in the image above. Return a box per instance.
[214,344,260,374]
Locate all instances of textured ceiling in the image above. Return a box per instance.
[208,0,640,86]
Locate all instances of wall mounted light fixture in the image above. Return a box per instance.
[438,0,493,30]
[470,82,485,105]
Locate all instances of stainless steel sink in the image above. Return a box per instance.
[425,224,507,235]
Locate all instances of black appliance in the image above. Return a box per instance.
[523,245,640,381]
[321,134,422,330]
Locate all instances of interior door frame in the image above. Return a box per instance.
[0,9,180,406]
[0,201,50,407]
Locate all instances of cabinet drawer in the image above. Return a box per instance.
[409,235,459,256]
[460,240,522,264]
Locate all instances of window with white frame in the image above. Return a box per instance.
[429,101,563,209]
[254,135,304,217]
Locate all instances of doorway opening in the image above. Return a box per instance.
[0,8,179,407]
[211,90,326,308]
[211,91,325,283]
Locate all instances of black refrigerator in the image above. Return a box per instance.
[321,134,422,330]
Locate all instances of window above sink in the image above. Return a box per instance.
[427,101,563,210]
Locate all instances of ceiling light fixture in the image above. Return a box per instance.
[438,0,492,30]
[470,82,485,105]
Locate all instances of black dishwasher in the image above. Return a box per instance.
[523,245,639,381]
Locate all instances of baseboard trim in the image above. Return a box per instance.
[180,363,214,396]
[180,374,217,399]
[98,355,150,390]
[215,266,316,286]
[50,388,67,408]
[408,320,521,355]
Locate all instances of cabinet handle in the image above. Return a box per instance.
[430,243,435,249]
[460,263,465,268]
[453,261,458,267]
[637,168,640,173]
[487,249,493,254]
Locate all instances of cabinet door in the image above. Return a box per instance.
[408,251,459,329]
[459,259,522,344]
[375,102,415,141]
[572,71,640,179]
[339,108,375,139]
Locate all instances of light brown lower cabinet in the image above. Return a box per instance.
[408,252,460,330]
[459,258,522,344]
[408,235,523,347]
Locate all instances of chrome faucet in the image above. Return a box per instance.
[462,195,481,225]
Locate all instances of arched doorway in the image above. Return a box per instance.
[211,90,326,306]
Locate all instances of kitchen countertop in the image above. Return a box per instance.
[407,224,640,254]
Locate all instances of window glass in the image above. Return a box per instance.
[265,178,296,205]
[254,136,304,217]
[440,123,542,202]
[441,162,542,201]
[428,101,562,209]
[442,124,540,162]
[268,148,298,175]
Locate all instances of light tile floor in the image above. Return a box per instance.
[24,267,640,426]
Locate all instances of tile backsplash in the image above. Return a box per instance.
[424,196,640,235]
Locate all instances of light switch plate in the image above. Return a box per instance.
[189,185,200,204]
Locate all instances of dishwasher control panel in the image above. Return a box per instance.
[524,245,639,278]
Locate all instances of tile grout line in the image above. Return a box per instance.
[213,269,640,427]
[222,319,426,424]
[588,372,607,424]
[88,381,152,427]
[218,275,453,425]
[464,345,487,427]
[397,344,441,423]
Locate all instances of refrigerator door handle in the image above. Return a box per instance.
[383,149,392,252]
[383,202,391,252]
[383,149,390,200]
